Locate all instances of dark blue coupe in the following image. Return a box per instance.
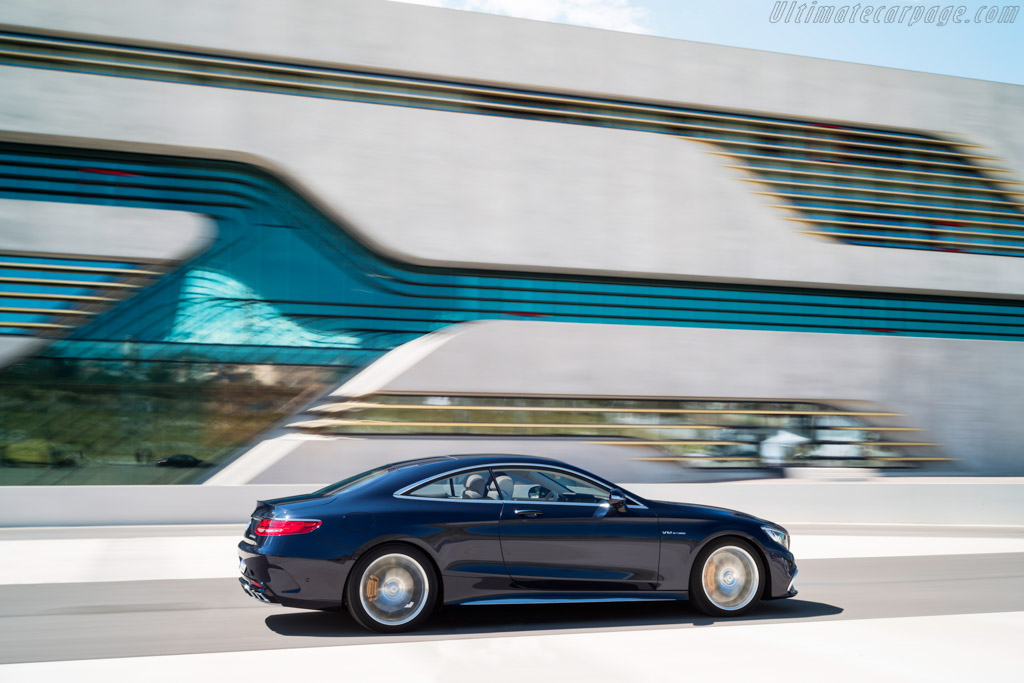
[237,454,797,632]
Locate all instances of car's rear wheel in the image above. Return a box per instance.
[345,544,437,633]
[689,538,764,617]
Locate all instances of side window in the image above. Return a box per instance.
[494,468,610,504]
[406,469,500,500]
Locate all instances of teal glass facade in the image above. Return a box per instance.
[3,142,1024,370]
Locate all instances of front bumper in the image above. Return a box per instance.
[784,569,799,598]
[765,547,798,599]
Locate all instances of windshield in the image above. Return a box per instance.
[315,465,391,496]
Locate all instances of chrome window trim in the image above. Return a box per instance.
[394,496,505,504]
[394,466,504,504]
[393,462,648,509]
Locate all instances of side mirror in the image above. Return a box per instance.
[608,489,627,512]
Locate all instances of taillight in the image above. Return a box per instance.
[254,519,322,536]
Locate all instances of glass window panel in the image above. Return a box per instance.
[407,469,499,500]
[496,468,609,504]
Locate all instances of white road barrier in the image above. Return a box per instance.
[2,529,1024,584]
[3,479,1024,527]
[0,536,240,584]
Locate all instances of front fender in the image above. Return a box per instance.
[656,524,767,592]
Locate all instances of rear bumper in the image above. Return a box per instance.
[239,576,276,603]
[238,541,347,610]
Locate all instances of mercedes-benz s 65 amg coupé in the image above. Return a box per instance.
[237,454,797,632]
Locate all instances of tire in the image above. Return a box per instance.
[345,544,438,633]
[689,537,764,618]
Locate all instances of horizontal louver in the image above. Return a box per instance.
[0,254,161,336]
[1,29,1022,257]
[290,394,946,468]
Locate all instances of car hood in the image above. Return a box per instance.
[649,499,778,528]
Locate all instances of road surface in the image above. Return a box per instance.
[1,523,1022,681]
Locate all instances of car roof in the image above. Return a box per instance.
[386,453,561,470]
[377,453,572,490]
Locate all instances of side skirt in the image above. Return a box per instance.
[449,592,688,606]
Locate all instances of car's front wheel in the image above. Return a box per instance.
[689,538,764,617]
[345,544,438,633]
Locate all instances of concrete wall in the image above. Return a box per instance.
[328,320,1024,474]
[0,199,213,261]
[2,0,1022,146]
[1,0,1023,297]
[3,479,1022,527]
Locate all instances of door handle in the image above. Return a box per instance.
[514,509,543,518]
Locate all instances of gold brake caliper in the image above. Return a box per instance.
[703,560,716,596]
[365,574,379,600]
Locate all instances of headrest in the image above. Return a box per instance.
[463,474,486,499]
[494,475,514,500]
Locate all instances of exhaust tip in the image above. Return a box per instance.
[240,578,271,602]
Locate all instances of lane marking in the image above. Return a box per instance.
[793,535,1024,560]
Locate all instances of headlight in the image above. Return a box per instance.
[762,525,789,549]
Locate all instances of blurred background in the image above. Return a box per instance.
[1,2,1023,680]
[2,0,1023,489]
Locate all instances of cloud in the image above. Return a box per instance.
[391,0,652,34]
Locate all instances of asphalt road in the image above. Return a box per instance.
[2,526,1023,665]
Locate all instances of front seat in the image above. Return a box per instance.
[494,475,514,500]
[463,474,486,499]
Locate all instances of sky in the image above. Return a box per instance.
[392,0,1023,84]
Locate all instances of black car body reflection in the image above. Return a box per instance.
[238,454,797,632]
[155,454,210,468]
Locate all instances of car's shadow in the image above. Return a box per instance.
[265,598,843,639]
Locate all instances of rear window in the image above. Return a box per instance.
[406,469,500,500]
[315,465,391,496]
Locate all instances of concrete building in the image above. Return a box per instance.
[0,0,1022,482]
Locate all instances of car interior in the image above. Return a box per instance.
[408,468,609,504]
